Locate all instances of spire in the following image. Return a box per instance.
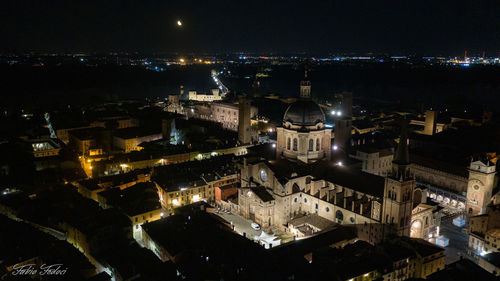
[392,118,411,180]
[393,119,410,165]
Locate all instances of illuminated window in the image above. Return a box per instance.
[293,138,298,151]
[287,138,291,150]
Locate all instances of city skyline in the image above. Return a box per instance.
[1,2,500,280]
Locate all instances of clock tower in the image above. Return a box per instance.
[466,158,497,215]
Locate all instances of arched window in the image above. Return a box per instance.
[287,138,291,150]
[308,139,314,151]
[316,138,320,151]
[293,138,298,151]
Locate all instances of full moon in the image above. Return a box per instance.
[177,20,182,26]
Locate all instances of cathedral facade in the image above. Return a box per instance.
[238,74,418,243]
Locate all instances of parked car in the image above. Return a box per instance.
[251,222,261,230]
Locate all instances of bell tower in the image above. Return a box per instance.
[382,119,415,237]
[299,70,311,99]
[466,157,497,215]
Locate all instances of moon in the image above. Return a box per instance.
[177,20,182,27]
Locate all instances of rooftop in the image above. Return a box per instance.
[259,158,386,198]
[289,214,336,231]
[483,252,500,268]
[486,228,500,239]
[152,155,239,192]
[113,126,161,139]
[97,182,161,217]
[249,186,275,202]
[411,154,468,178]
[69,127,105,141]
[428,258,498,281]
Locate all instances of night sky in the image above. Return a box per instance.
[1,0,499,55]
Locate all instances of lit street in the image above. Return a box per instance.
[439,212,469,264]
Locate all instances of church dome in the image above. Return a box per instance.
[283,100,326,126]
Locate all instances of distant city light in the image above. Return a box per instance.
[337,111,342,116]
[177,20,182,26]
[272,143,276,148]
[160,212,164,217]
[337,161,343,166]
[333,145,338,150]
[331,110,336,115]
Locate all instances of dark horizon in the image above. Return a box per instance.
[1,0,499,56]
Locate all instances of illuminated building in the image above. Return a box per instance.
[275,72,332,163]
[113,127,162,153]
[410,203,442,240]
[238,77,419,242]
[466,157,497,215]
[152,155,239,212]
[350,146,393,176]
[187,89,222,102]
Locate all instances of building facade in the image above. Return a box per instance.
[188,89,222,102]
